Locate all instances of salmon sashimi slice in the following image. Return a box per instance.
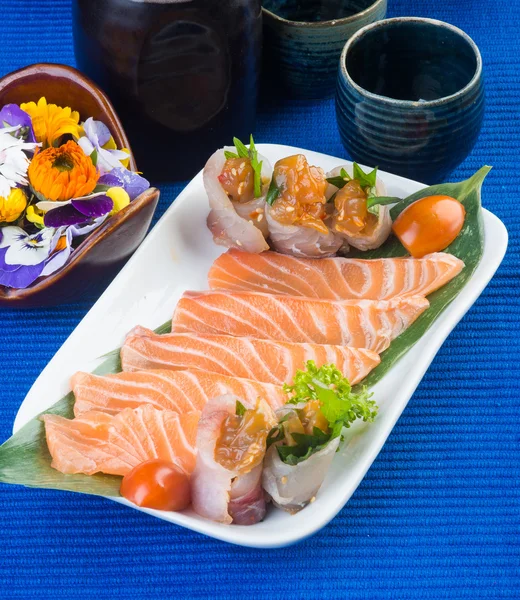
[71,369,287,417]
[171,291,430,352]
[121,326,381,386]
[208,249,464,300]
[42,405,200,476]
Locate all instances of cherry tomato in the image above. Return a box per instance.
[120,459,190,511]
[392,195,465,258]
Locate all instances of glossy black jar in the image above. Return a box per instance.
[73,0,262,181]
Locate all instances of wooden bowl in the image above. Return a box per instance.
[0,63,160,308]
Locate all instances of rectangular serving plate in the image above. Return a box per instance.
[13,144,508,548]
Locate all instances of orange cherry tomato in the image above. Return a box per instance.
[120,459,190,511]
[392,195,466,258]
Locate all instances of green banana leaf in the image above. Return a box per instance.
[0,166,490,498]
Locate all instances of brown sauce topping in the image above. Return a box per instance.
[218,157,255,203]
[270,154,329,234]
[333,179,379,236]
[215,401,274,474]
[282,400,329,446]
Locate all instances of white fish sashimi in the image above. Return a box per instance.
[262,421,341,513]
[191,395,275,525]
[325,165,392,251]
[205,148,271,253]
[265,207,343,258]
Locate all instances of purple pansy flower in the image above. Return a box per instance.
[37,192,114,227]
[0,226,61,288]
[0,104,36,143]
[98,167,150,200]
[77,118,129,174]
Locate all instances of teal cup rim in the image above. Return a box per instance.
[339,16,483,107]
[262,0,386,29]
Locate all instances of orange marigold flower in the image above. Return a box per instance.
[20,97,81,148]
[28,140,98,202]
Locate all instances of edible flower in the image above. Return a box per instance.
[37,192,113,227]
[77,118,130,174]
[28,140,98,202]
[0,126,40,198]
[20,97,81,148]
[98,167,149,200]
[0,104,36,143]
[0,226,61,288]
[0,188,27,223]
[106,187,130,215]
[25,205,44,227]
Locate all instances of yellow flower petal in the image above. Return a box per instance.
[120,148,131,169]
[26,205,45,226]
[102,136,117,151]
[0,188,27,223]
[21,96,81,148]
[107,187,130,215]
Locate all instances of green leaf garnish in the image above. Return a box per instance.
[266,177,281,206]
[235,400,247,417]
[228,136,263,198]
[353,162,378,189]
[277,427,331,465]
[366,195,402,216]
[248,135,263,198]
[232,137,250,159]
[326,168,351,190]
[277,361,378,465]
[284,361,378,429]
[90,148,98,167]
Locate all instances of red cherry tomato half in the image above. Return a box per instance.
[120,459,190,512]
[392,195,466,258]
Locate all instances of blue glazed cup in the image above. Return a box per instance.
[336,17,485,183]
[262,0,387,99]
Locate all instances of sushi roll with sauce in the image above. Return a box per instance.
[191,395,277,525]
[325,164,393,251]
[205,137,272,253]
[265,154,343,258]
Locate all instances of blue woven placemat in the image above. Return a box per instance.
[0,1,518,598]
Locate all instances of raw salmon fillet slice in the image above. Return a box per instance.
[172,291,429,352]
[121,326,381,386]
[42,405,200,476]
[71,369,286,417]
[208,249,464,300]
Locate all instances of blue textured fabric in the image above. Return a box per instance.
[0,1,518,598]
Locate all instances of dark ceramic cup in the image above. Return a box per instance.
[336,17,484,183]
[262,0,387,99]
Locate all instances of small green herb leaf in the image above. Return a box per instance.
[367,195,402,215]
[232,137,250,159]
[276,427,331,465]
[326,168,351,190]
[248,135,263,198]
[235,400,247,417]
[353,162,378,189]
[224,150,239,160]
[90,149,98,167]
[266,177,281,206]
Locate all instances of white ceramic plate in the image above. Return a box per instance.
[13,144,508,548]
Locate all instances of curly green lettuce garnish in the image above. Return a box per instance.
[274,361,378,465]
[284,361,378,427]
[223,135,263,198]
